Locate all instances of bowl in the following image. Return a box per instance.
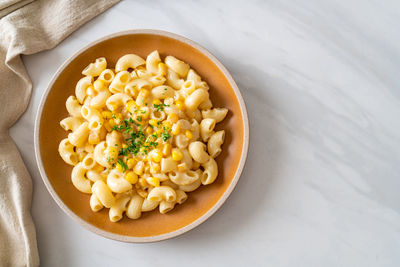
[34,29,249,242]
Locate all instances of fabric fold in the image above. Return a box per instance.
[0,0,35,19]
[0,0,120,266]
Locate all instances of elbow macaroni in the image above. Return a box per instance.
[58,51,228,221]
[82,57,107,77]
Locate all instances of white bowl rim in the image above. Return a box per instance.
[34,29,249,243]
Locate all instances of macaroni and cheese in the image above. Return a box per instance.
[58,51,228,222]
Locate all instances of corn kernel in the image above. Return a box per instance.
[102,111,113,120]
[152,99,162,106]
[137,188,148,198]
[116,163,123,172]
[93,79,105,91]
[149,119,158,127]
[167,113,179,124]
[122,143,128,149]
[151,149,163,163]
[171,124,181,135]
[163,121,172,129]
[162,143,171,156]
[127,158,136,169]
[175,100,185,111]
[185,130,193,140]
[125,100,137,113]
[139,177,148,187]
[146,126,153,135]
[146,177,160,187]
[157,129,163,135]
[172,148,183,161]
[124,171,138,184]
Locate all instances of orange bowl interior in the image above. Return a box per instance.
[39,33,244,237]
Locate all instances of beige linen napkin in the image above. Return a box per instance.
[0,0,119,266]
[0,0,35,18]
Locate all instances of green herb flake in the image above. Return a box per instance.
[153,103,170,112]
[117,159,128,172]
[119,148,128,156]
[160,126,172,142]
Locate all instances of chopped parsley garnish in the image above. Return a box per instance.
[149,141,159,148]
[161,126,171,142]
[119,148,128,156]
[153,103,170,112]
[112,122,131,133]
[161,132,171,142]
[112,113,163,156]
[117,159,127,172]
[112,125,121,131]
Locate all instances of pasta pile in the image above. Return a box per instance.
[58,51,228,222]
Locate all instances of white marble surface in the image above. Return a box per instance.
[9,0,400,266]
